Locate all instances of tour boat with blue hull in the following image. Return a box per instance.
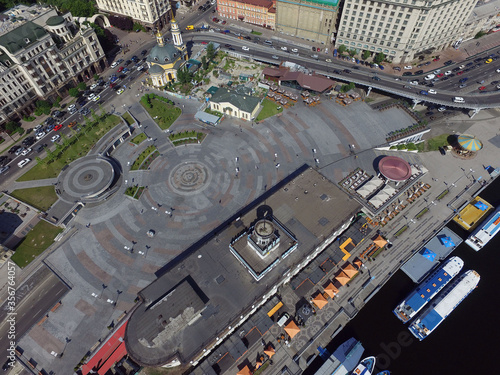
[465,206,500,251]
[351,356,376,375]
[393,256,464,323]
[376,372,391,375]
[409,270,480,341]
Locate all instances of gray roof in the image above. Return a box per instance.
[0,21,48,54]
[147,43,183,64]
[210,88,261,113]
[195,111,219,125]
[125,167,361,367]
[148,64,165,75]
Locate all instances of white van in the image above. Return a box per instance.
[453,97,465,103]
[277,312,290,327]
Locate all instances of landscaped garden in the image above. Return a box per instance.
[122,112,135,126]
[130,132,147,145]
[169,130,206,146]
[130,145,159,170]
[140,93,181,130]
[125,185,145,199]
[11,220,63,268]
[17,114,122,181]
[256,98,283,122]
[10,186,58,211]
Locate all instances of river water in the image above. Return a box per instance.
[305,176,500,375]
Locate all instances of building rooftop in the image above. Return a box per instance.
[0,21,48,54]
[125,167,360,367]
[210,88,261,113]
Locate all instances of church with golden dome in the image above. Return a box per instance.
[146,14,188,88]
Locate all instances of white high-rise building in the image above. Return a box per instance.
[96,0,171,30]
[336,0,478,63]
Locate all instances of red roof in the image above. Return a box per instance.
[378,156,412,181]
[261,67,334,93]
[81,320,128,375]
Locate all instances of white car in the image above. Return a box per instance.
[90,83,98,90]
[444,71,452,76]
[434,69,441,74]
[36,131,45,140]
[459,64,465,69]
[17,158,31,168]
[409,80,419,85]
[272,55,279,60]
[404,65,412,70]
[281,46,287,51]
[438,107,446,112]
[326,59,332,62]
[21,148,31,156]
[117,88,125,95]
[92,95,100,102]
[68,104,76,110]
[137,65,144,71]
[51,135,60,142]
[496,68,500,73]
[291,48,298,53]
[242,46,249,51]
[424,74,435,81]
[88,93,95,100]
[428,89,437,94]
[111,61,119,68]
[34,124,43,132]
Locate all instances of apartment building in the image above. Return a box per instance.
[276,0,340,45]
[0,5,105,125]
[217,0,277,29]
[96,0,170,30]
[463,0,500,41]
[336,0,478,63]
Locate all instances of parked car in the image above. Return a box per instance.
[51,135,60,142]
[403,65,412,69]
[54,123,63,131]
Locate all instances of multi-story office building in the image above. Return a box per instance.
[217,0,277,30]
[463,0,500,41]
[0,5,105,125]
[276,0,340,45]
[96,0,171,30]
[336,0,478,63]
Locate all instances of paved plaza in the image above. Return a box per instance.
[11,90,500,374]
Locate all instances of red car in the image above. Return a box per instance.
[201,41,208,44]
[54,124,63,131]
[110,82,117,88]
[117,66,124,72]
[436,73,444,78]
[457,71,464,75]
[433,57,440,62]
[479,86,486,91]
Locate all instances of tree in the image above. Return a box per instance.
[340,82,355,93]
[177,66,193,84]
[362,50,371,60]
[109,16,133,30]
[77,82,87,91]
[206,43,216,60]
[374,52,385,64]
[338,44,347,54]
[4,121,19,134]
[93,74,100,81]
[201,56,208,70]
[348,49,356,57]
[69,88,80,97]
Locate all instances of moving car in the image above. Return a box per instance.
[17,158,31,168]
[453,97,465,103]
[54,124,63,131]
[485,58,493,64]
[281,46,287,51]
[242,46,249,51]
[110,61,119,68]
[21,148,31,156]
[90,83,98,90]
[117,88,125,95]
[291,48,298,53]
[51,135,60,142]
[92,95,100,102]
[428,89,437,94]
[117,66,124,72]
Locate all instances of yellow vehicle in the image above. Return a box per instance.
[186,25,194,30]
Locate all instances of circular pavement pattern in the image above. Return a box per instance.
[168,161,212,195]
[57,155,116,201]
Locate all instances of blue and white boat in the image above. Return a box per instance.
[409,270,480,340]
[351,356,376,375]
[393,256,464,323]
[465,206,500,251]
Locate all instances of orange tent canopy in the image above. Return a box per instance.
[342,263,358,278]
[353,258,363,269]
[255,361,262,370]
[312,293,328,309]
[284,320,301,339]
[373,235,387,248]
[324,282,339,298]
[335,271,350,285]
[264,346,275,358]
[238,365,252,375]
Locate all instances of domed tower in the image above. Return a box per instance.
[170,14,187,60]
[46,15,72,43]
[248,218,281,258]
[155,29,164,47]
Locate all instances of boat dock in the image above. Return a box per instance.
[401,227,463,283]
[452,196,493,231]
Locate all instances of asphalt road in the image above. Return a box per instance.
[0,266,69,364]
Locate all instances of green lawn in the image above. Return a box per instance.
[17,115,122,181]
[251,31,262,35]
[10,186,58,211]
[131,133,147,145]
[141,98,181,130]
[11,220,63,268]
[131,145,157,170]
[416,133,451,152]
[256,98,283,122]
[122,112,134,126]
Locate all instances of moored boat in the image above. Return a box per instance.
[351,356,376,375]
[465,206,500,251]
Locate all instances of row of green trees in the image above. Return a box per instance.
[0,0,96,16]
[337,45,385,64]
